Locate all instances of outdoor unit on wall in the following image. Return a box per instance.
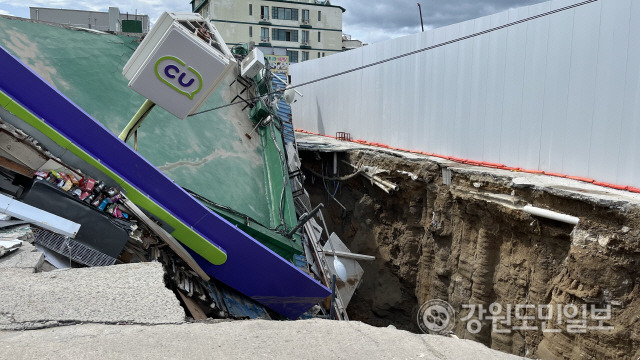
[240,48,265,79]
[122,12,236,120]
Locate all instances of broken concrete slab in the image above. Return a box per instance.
[0,241,43,272]
[0,224,32,242]
[0,319,523,359]
[33,243,71,269]
[0,239,21,257]
[296,132,640,210]
[0,262,184,329]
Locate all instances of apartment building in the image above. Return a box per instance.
[191,0,344,63]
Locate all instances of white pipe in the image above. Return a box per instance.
[324,250,375,261]
[272,74,303,97]
[523,205,579,225]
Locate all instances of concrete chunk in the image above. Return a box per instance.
[0,262,185,329]
[0,241,43,272]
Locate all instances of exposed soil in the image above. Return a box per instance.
[301,149,640,360]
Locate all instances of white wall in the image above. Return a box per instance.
[29,7,149,32]
[290,0,640,188]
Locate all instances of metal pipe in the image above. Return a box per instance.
[523,205,579,225]
[272,74,303,97]
[323,250,375,261]
[286,203,324,238]
[0,194,81,238]
[119,99,155,142]
[329,274,337,320]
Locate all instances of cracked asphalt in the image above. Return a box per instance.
[0,319,523,359]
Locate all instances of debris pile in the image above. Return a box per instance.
[0,115,283,321]
[0,13,366,325]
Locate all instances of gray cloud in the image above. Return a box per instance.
[337,0,547,44]
[1,0,548,45]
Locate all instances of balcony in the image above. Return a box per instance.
[258,16,271,25]
[300,19,312,28]
[259,37,271,46]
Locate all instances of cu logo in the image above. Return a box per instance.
[164,64,196,87]
[154,56,203,100]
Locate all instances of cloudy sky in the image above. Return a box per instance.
[0,0,546,44]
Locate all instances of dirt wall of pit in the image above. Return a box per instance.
[302,149,640,359]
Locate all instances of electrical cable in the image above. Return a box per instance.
[321,161,340,206]
[189,0,598,117]
[303,164,363,181]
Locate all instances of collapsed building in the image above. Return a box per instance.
[0,12,363,322]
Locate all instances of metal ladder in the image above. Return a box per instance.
[299,201,348,320]
[286,132,348,320]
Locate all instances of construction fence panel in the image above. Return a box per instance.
[618,0,640,186]
[290,0,639,188]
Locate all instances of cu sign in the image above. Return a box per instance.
[154,56,203,100]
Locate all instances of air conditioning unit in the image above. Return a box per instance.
[241,48,265,79]
[122,12,236,120]
[301,19,309,25]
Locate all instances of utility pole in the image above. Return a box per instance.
[417,3,424,32]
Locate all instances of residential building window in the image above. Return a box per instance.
[317,52,320,58]
[318,11,322,21]
[302,51,309,62]
[272,7,298,20]
[192,0,206,12]
[318,31,321,42]
[261,27,269,42]
[199,6,209,19]
[249,26,253,37]
[249,4,252,16]
[272,28,298,42]
[302,30,309,44]
[302,9,310,23]
[322,52,326,57]
[287,50,298,63]
[261,6,269,20]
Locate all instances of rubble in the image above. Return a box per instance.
[0,239,21,257]
[0,240,43,272]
